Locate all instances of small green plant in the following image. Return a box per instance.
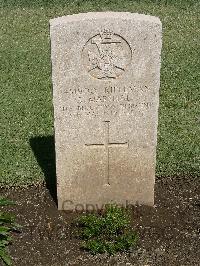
[76,204,138,255]
[0,198,21,266]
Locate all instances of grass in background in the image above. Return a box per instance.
[0,0,199,186]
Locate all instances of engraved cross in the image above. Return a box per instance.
[85,121,129,185]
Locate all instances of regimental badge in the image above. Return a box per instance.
[82,29,132,80]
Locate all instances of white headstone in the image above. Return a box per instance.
[50,12,162,210]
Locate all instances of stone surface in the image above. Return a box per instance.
[50,12,162,210]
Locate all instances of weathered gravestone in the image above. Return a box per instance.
[50,12,162,210]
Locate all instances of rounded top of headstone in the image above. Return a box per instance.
[50,12,162,27]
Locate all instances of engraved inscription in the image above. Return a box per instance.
[82,29,132,79]
[85,121,129,185]
[62,84,154,118]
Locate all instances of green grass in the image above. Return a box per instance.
[0,0,199,186]
[0,198,21,266]
[76,204,138,254]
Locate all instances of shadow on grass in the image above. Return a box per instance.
[30,135,57,205]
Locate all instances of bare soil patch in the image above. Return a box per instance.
[0,176,199,266]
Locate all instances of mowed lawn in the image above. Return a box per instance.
[0,0,199,186]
